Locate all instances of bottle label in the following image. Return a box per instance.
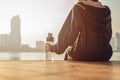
[46,52,54,60]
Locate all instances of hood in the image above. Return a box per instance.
[79,2,112,33]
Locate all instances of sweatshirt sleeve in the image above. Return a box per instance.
[54,5,80,54]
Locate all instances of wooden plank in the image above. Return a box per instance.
[0,61,120,80]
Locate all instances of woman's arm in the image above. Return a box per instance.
[55,5,80,54]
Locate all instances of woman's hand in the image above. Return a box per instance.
[45,43,54,53]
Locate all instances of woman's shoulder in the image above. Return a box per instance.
[73,2,86,10]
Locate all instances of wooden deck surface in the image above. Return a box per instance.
[0,61,120,80]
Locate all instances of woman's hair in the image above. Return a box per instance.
[78,0,99,2]
[91,0,98,2]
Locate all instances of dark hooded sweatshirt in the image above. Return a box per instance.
[54,2,113,61]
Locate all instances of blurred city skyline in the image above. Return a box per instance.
[0,15,44,52]
[0,0,120,47]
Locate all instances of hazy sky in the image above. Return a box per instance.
[0,0,120,47]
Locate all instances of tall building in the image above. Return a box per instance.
[10,15,21,49]
[10,15,21,35]
[0,15,21,51]
[0,34,10,49]
[114,32,120,51]
[110,37,115,50]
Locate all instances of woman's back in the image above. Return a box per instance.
[69,1,113,61]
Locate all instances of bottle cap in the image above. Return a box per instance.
[46,33,54,42]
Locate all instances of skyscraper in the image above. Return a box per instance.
[10,15,21,35]
[114,32,120,51]
[10,15,21,49]
[0,15,21,51]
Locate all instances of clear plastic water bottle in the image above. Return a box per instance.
[46,33,54,60]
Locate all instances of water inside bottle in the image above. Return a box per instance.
[46,52,54,60]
